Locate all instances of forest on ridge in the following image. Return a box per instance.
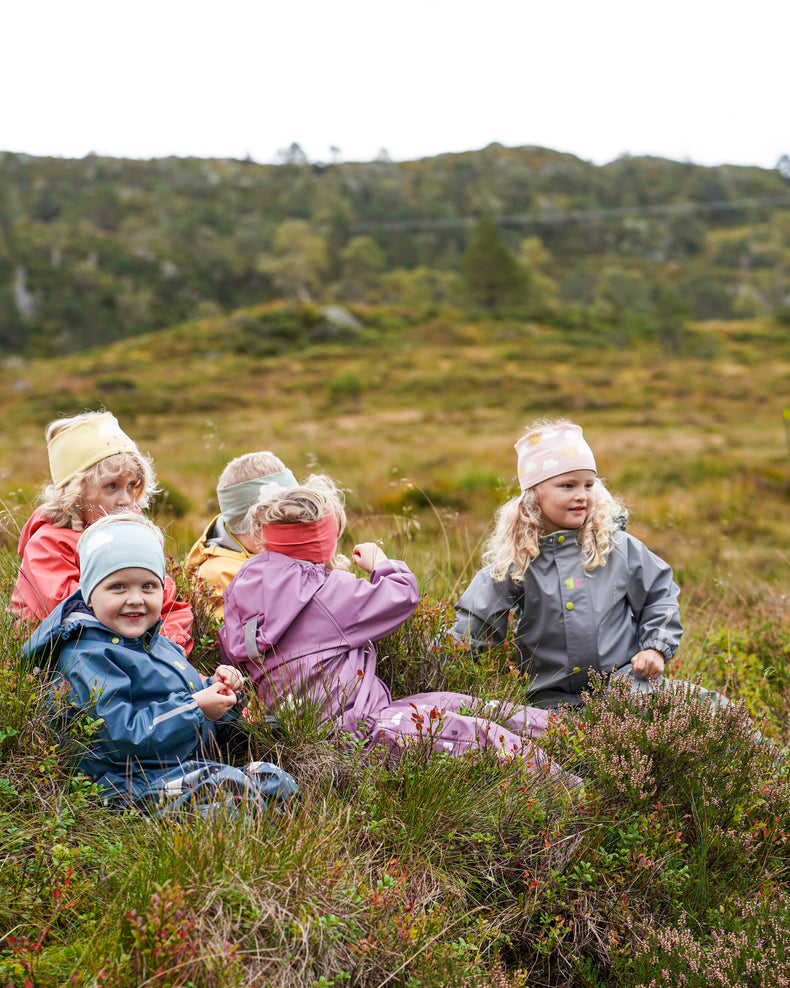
[2,143,790,356]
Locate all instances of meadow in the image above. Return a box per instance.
[2,303,790,986]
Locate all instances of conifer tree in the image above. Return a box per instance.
[461,214,528,311]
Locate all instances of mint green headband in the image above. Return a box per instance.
[218,470,298,532]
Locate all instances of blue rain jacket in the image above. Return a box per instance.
[23,593,226,800]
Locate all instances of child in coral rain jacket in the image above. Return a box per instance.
[11,410,193,654]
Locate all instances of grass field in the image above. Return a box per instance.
[2,304,790,986]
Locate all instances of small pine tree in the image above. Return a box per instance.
[461,214,528,312]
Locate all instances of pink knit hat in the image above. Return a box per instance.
[514,423,596,491]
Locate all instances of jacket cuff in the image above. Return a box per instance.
[641,640,675,661]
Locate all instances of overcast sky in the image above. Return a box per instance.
[3,0,787,171]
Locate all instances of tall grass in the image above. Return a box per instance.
[3,541,790,986]
[2,309,790,984]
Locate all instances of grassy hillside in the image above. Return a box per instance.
[3,301,789,614]
[2,305,790,986]
[3,146,790,355]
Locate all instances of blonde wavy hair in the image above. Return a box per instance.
[39,414,158,531]
[246,473,351,571]
[484,418,627,582]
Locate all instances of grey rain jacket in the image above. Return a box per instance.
[451,529,682,707]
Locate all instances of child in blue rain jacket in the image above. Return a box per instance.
[23,512,297,817]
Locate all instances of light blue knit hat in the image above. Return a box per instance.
[78,519,166,603]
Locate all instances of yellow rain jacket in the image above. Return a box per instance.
[183,515,254,620]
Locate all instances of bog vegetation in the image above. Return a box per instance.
[1,299,790,986]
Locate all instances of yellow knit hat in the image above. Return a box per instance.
[47,413,140,489]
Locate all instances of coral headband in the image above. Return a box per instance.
[515,424,596,491]
[261,514,339,565]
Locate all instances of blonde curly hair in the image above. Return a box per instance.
[39,414,158,531]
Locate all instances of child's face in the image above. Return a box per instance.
[537,470,596,534]
[82,472,141,526]
[89,567,164,638]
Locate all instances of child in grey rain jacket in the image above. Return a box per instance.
[450,420,683,708]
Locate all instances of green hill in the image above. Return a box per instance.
[2,145,790,355]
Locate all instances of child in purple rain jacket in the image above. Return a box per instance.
[219,475,561,775]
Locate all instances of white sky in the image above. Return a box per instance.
[2,0,788,170]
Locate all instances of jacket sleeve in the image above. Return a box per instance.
[60,643,205,760]
[13,527,80,622]
[622,535,683,660]
[326,559,420,645]
[160,575,194,656]
[449,566,520,652]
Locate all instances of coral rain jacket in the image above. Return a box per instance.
[11,508,194,654]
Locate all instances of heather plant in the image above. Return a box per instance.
[544,678,789,899]
[629,890,790,987]
[4,311,790,984]
[3,533,790,986]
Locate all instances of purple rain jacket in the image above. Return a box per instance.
[219,551,554,766]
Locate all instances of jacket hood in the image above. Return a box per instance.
[204,516,246,552]
[185,515,249,568]
[221,551,331,654]
[23,590,163,667]
[23,592,96,667]
[17,507,51,555]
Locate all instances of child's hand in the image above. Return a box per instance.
[214,664,244,694]
[631,648,665,681]
[352,542,388,573]
[194,682,238,721]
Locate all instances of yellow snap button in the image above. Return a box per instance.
[566,602,574,611]
[111,637,120,644]
[558,535,565,543]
